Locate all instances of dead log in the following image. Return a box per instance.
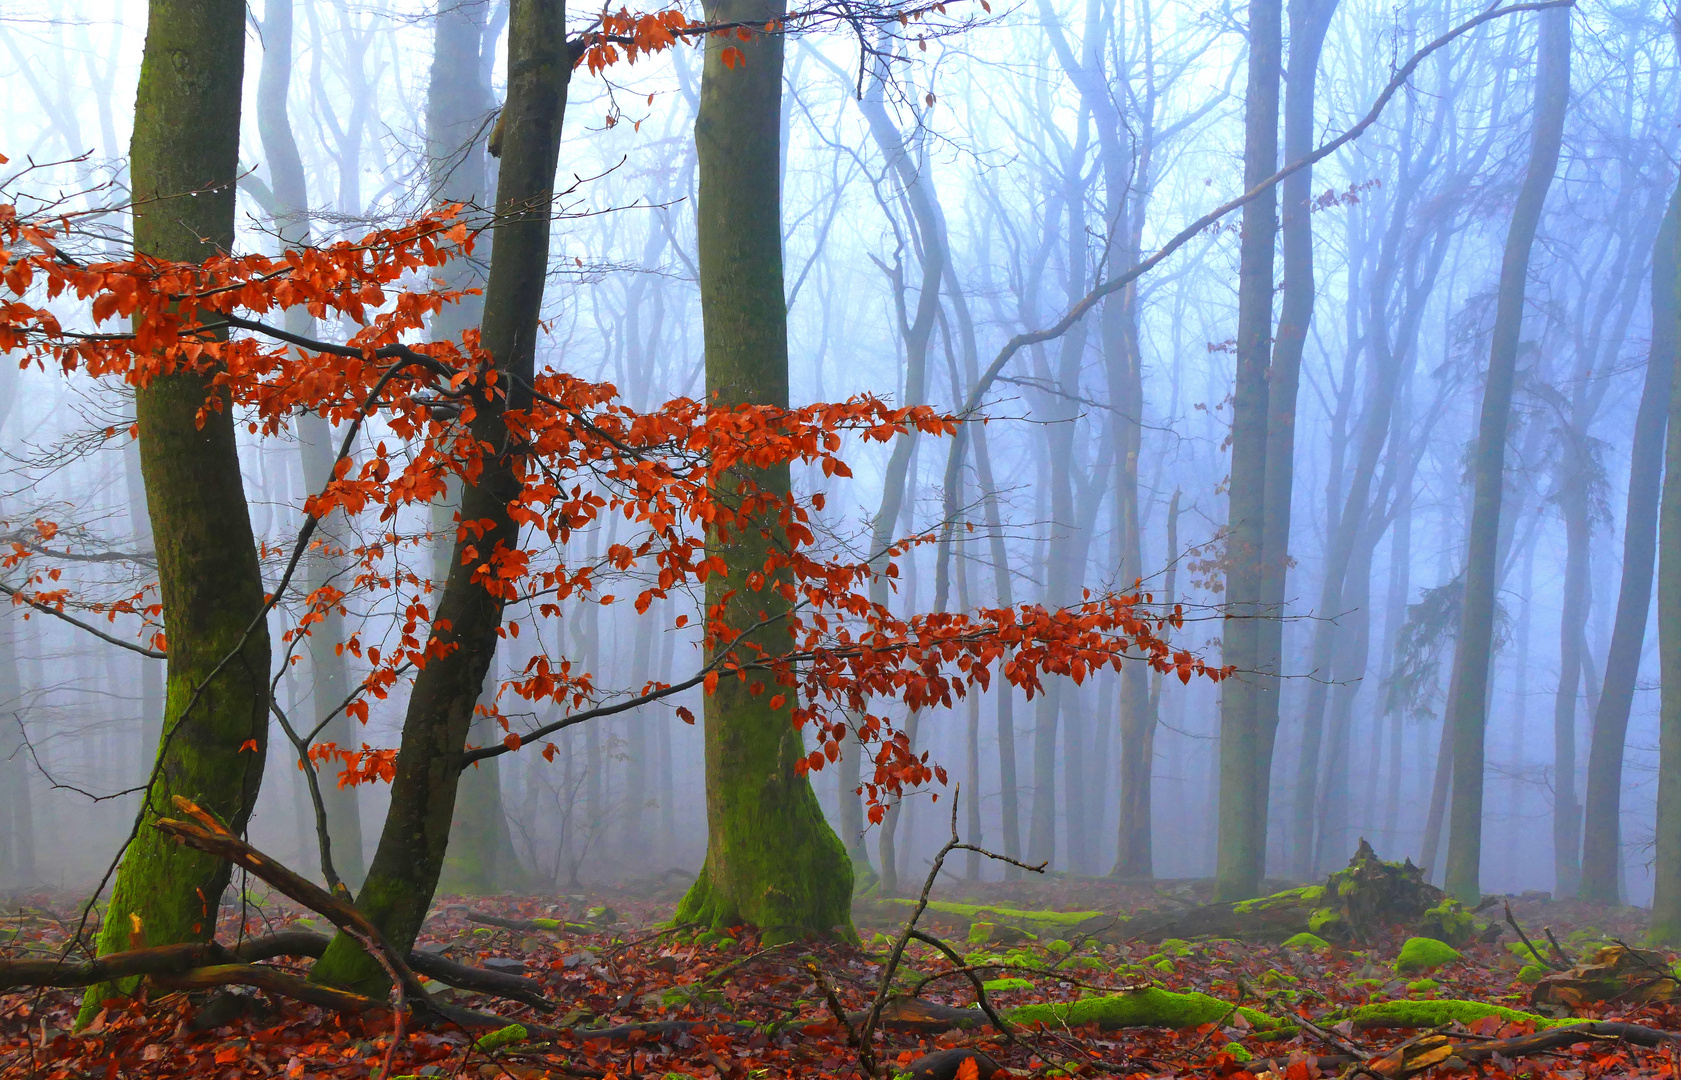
[1125,839,1481,946]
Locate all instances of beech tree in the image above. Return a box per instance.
[79,0,272,1022]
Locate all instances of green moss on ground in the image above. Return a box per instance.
[1281,932,1330,950]
[1344,1000,1580,1030]
[1394,937,1463,975]
[1004,987,1283,1033]
[1222,1043,1253,1062]
[1518,964,1549,984]
[882,899,1106,928]
[1405,978,1439,993]
[982,977,1034,992]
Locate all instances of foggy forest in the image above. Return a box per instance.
[0,0,1679,1076]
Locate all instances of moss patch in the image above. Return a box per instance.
[473,1024,529,1052]
[1281,932,1330,950]
[1232,885,1325,914]
[1518,964,1549,984]
[1405,978,1439,993]
[1004,987,1283,1033]
[982,977,1034,992]
[1394,937,1463,975]
[1345,1000,1579,1030]
[882,899,1106,929]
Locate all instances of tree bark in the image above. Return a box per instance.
[1581,184,1678,903]
[81,0,271,1024]
[310,0,569,993]
[1443,5,1569,903]
[1214,0,1282,902]
[673,0,853,940]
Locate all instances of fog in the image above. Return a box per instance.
[0,0,1675,910]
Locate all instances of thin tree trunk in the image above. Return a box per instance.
[1443,6,1569,903]
[1581,185,1678,903]
[310,0,569,992]
[1650,170,1681,941]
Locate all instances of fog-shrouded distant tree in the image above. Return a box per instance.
[1443,4,1570,904]
[1214,0,1282,903]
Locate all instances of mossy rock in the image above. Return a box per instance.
[1152,958,1176,974]
[1394,937,1463,975]
[1067,955,1108,972]
[1344,1000,1580,1030]
[1222,1043,1253,1062]
[967,922,996,945]
[1416,899,1474,947]
[1004,987,1285,1034]
[661,984,725,1009]
[1405,978,1439,994]
[1518,964,1549,985]
[1260,970,1298,987]
[1281,932,1330,950]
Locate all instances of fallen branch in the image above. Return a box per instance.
[0,930,549,1012]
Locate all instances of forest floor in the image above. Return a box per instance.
[0,875,1674,1080]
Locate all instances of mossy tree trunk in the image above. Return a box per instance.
[1442,6,1568,904]
[309,0,568,994]
[256,0,366,889]
[1650,173,1681,944]
[1584,184,1676,904]
[1213,0,1282,903]
[673,0,853,940]
[80,0,271,1023]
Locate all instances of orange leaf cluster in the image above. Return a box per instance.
[0,193,1224,811]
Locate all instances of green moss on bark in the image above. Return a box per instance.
[1345,1000,1578,1030]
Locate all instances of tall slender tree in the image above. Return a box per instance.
[1582,186,1678,903]
[1442,5,1569,903]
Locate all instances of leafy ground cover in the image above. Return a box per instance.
[1,879,1674,1079]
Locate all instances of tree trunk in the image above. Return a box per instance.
[1551,449,1591,899]
[310,0,569,993]
[1214,0,1282,902]
[82,0,271,1023]
[673,0,853,940]
[1442,6,1568,903]
[1582,184,1677,904]
[1650,173,1681,942]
